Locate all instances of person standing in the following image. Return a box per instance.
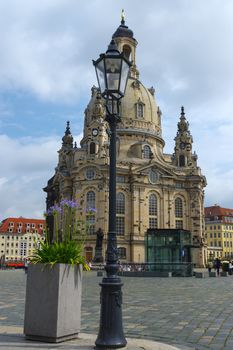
[207,260,213,274]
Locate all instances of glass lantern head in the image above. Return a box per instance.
[93,39,131,100]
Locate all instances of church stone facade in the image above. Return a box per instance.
[44,19,207,267]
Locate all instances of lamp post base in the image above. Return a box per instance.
[95,277,127,349]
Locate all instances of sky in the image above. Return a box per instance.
[0,0,233,219]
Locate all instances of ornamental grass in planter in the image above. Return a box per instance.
[24,200,93,343]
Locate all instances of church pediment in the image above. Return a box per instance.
[133,162,174,178]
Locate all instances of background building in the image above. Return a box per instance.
[44,18,207,266]
[0,217,45,264]
[205,205,233,260]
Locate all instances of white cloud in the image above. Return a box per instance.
[0,133,82,218]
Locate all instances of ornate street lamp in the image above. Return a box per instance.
[93,39,131,349]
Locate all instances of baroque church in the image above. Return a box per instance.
[44,17,207,267]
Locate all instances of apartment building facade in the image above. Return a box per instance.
[205,205,233,260]
[0,217,45,263]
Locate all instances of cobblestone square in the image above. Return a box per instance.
[0,270,233,349]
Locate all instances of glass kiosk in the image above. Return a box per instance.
[145,229,193,276]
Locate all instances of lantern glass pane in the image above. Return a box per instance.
[120,59,130,95]
[95,59,106,94]
[105,57,121,92]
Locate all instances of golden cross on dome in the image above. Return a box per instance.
[121,9,125,24]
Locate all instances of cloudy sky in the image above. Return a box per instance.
[0,0,233,219]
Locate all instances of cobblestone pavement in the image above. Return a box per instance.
[1,270,233,350]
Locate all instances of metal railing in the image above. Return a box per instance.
[91,262,194,277]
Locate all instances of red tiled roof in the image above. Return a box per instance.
[205,206,233,218]
[0,217,45,235]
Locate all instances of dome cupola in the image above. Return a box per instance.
[112,13,134,40]
[62,121,73,149]
[112,11,138,79]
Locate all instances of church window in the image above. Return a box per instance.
[86,191,96,234]
[175,198,183,217]
[86,214,95,235]
[116,192,125,235]
[90,142,96,154]
[175,220,183,229]
[86,168,95,180]
[179,155,185,167]
[87,191,95,209]
[149,194,157,215]
[116,217,125,236]
[149,169,158,184]
[136,103,144,118]
[175,197,184,229]
[118,247,126,259]
[143,145,151,159]
[149,194,158,228]
[149,217,157,229]
[116,192,125,214]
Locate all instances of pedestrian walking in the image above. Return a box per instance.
[214,258,221,276]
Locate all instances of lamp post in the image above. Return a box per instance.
[93,39,131,348]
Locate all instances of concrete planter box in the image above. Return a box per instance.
[220,271,228,277]
[209,271,217,277]
[24,263,82,343]
[195,272,207,278]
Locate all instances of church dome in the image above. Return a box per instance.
[118,77,162,138]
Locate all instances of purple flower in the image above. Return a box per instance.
[47,205,62,216]
[61,199,78,208]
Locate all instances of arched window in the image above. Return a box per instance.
[90,142,96,154]
[143,145,151,159]
[116,192,125,235]
[116,192,125,214]
[87,191,95,209]
[175,198,183,217]
[123,44,131,60]
[86,191,96,234]
[149,193,158,229]
[136,103,144,118]
[175,197,183,229]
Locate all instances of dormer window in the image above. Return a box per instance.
[143,145,151,159]
[136,102,144,118]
